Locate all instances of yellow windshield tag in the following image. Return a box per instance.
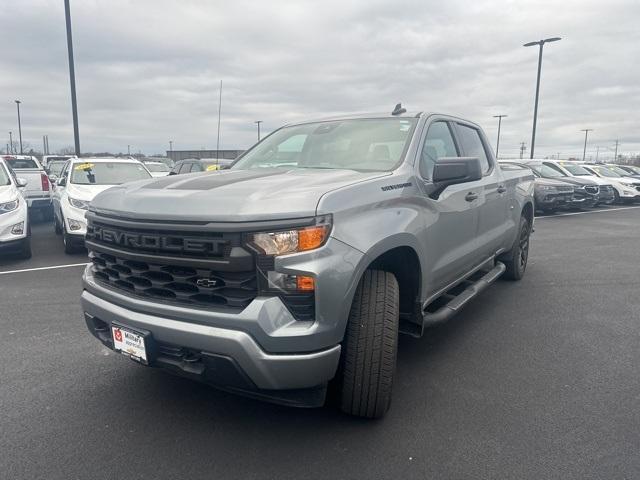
[74,162,95,171]
[206,165,219,171]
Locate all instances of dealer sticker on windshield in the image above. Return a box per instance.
[74,162,95,171]
[112,325,147,363]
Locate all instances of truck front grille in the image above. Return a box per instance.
[85,213,258,310]
[584,185,599,195]
[90,250,257,309]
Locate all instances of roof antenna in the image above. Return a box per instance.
[391,103,406,116]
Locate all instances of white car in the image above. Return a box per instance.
[0,158,31,259]
[143,161,171,177]
[580,164,640,203]
[52,158,152,253]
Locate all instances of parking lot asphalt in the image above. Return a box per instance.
[1,207,639,480]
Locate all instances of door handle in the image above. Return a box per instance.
[465,192,478,202]
[497,185,507,194]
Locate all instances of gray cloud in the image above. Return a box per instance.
[1,0,638,160]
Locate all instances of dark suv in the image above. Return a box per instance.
[169,158,234,175]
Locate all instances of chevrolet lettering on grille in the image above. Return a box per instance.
[89,225,227,255]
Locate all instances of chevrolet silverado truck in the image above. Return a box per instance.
[81,109,535,418]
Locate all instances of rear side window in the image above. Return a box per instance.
[178,163,191,174]
[456,124,491,174]
[420,121,458,180]
[190,163,203,172]
[6,158,38,169]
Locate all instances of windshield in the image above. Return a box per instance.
[0,163,10,186]
[232,118,418,172]
[608,165,632,176]
[47,161,67,176]
[626,165,640,174]
[530,164,566,178]
[70,162,152,185]
[5,158,38,169]
[559,163,591,176]
[145,163,169,172]
[590,166,621,178]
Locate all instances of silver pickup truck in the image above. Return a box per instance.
[3,155,52,218]
[81,109,535,418]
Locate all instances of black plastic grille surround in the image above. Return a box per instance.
[85,214,315,320]
[90,250,257,309]
[584,185,599,195]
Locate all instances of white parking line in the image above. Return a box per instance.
[0,262,90,275]
[536,205,640,219]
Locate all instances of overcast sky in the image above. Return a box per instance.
[1,0,638,159]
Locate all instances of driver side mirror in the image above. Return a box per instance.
[57,177,67,187]
[429,157,482,199]
[48,174,58,183]
[16,177,28,188]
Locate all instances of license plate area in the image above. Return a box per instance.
[111,323,149,365]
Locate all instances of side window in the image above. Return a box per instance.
[543,162,566,176]
[191,163,203,172]
[420,121,458,180]
[456,124,491,174]
[178,163,191,174]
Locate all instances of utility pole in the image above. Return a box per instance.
[64,0,81,156]
[169,140,173,154]
[15,100,23,154]
[216,80,222,163]
[9,131,13,154]
[613,139,619,162]
[127,145,131,155]
[43,135,47,155]
[523,37,561,158]
[595,146,600,162]
[254,120,263,142]
[581,129,593,162]
[520,142,526,159]
[493,114,507,158]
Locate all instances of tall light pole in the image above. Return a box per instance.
[524,37,561,159]
[254,120,263,142]
[581,129,592,162]
[15,100,23,154]
[127,145,131,155]
[493,114,507,158]
[64,0,81,156]
[613,139,619,162]
[9,131,13,154]
[169,140,173,154]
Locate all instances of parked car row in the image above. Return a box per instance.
[500,159,640,214]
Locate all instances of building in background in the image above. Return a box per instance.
[166,149,244,163]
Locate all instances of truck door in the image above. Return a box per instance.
[454,122,510,258]
[415,120,481,295]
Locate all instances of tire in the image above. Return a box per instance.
[54,214,62,235]
[338,270,399,418]
[63,222,77,254]
[613,190,621,204]
[502,215,531,281]
[18,236,32,260]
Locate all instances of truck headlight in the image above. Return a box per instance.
[0,198,19,214]
[68,197,90,210]
[250,215,332,256]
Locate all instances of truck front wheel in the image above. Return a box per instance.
[338,270,399,418]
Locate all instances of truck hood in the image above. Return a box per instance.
[90,168,389,222]
[553,176,596,187]
[534,178,574,188]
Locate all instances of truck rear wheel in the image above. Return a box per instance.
[502,216,531,281]
[338,270,399,418]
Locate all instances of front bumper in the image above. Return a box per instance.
[82,262,344,395]
[534,192,573,210]
[0,202,28,244]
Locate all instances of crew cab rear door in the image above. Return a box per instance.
[414,119,481,294]
[453,122,510,258]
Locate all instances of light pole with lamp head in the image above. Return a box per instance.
[15,100,23,154]
[524,37,561,159]
[493,114,507,158]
